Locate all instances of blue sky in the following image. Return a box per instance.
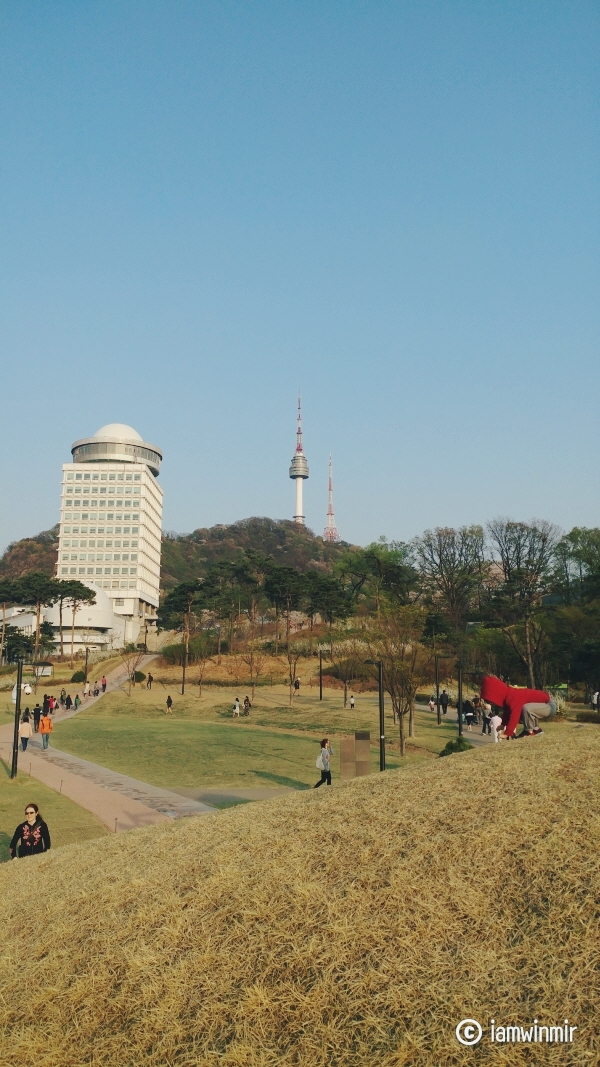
[1,1,598,552]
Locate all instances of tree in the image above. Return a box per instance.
[304,573,353,634]
[0,579,18,667]
[4,624,34,663]
[553,527,600,604]
[15,573,61,663]
[414,526,486,633]
[336,541,417,614]
[39,620,55,659]
[120,643,148,695]
[159,580,205,694]
[264,566,306,653]
[486,518,559,688]
[65,583,97,665]
[367,604,430,756]
[328,626,365,707]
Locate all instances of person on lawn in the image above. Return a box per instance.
[9,804,51,859]
[480,676,555,739]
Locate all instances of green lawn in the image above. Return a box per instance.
[0,758,108,862]
[49,683,460,791]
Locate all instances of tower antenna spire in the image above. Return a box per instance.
[323,454,340,542]
[289,395,309,524]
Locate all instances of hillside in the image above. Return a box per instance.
[0,518,350,589]
[0,525,58,579]
[161,516,351,587]
[0,727,598,1066]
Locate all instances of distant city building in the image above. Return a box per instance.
[323,454,340,543]
[289,397,309,524]
[55,423,163,645]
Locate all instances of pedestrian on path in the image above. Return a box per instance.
[490,713,503,743]
[42,694,50,715]
[19,712,33,751]
[39,711,53,749]
[481,701,492,735]
[146,673,153,690]
[350,695,355,710]
[9,804,51,859]
[83,681,90,698]
[101,676,107,693]
[232,698,240,717]
[314,738,333,787]
[166,695,173,714]
[65,694,72,710]
[60,688,67,706]
[440,690,449,715]
[33,703,42,732]
[74,694,81,709]
[592,690,599,711]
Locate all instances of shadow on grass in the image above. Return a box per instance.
[0,757,12,779]
[253,770,311,790]
[0,832,13,863]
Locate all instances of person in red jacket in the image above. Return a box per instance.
[480,676,555,738]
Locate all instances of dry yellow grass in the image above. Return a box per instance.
[0,725,598,1066]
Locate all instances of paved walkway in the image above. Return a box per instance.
[1,651,217,832]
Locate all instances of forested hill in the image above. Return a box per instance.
[0,526,59,579]
[0,518,352,587]
[161,518,352,587]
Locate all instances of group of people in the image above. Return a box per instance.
[82,676,107,698]
[232,696,252,717]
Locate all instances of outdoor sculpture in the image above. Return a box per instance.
[480,676,555,738]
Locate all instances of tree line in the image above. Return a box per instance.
[0,575,95,664]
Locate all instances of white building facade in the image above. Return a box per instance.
[55,423,163,646]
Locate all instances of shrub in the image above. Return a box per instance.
[439,737,474,758]
[133,671,146,683]
[576,710,600,724]
[71,671,86,683]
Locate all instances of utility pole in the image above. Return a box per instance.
[319,649,323,701]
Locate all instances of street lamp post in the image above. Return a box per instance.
[365,659,386,771]
[319,649,323,701]
[84,646,89,684]
[456,661,464,739]
[433,632,441,725]
[11,659,23,779]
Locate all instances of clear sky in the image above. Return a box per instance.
[1,1,598,552]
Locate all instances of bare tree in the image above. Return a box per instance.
[120,643,148,695]
[486,518,560,687]
[414,526,487,631]
[367,605,431,756]
[241,640,267,701]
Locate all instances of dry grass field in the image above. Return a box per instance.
[0,724,598,1066]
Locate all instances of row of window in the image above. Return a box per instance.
[64,501,141,509]
[66,472,142,482]
[63,512,140,520]
[64,488,141,496]
[61,566,138,576]
[62,553,138,562]
[61,540,138,548]
[61,526,139,535]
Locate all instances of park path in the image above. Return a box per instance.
[1,652,217,833]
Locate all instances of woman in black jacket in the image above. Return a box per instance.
[9,804,51,858]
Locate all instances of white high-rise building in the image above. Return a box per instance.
[55,423,163,644]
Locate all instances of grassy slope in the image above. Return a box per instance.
[49,684,458,788]
[0,726,598,1066]
[0,759,108,861]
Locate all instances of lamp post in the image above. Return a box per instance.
[364,659,385,771]
[456,660,464,739]
[84,646,89,684]
[433,632,441,725]
[319,649,323,701]
[11,659,23,779]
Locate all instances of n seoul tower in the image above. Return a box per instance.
[289,396,309,524]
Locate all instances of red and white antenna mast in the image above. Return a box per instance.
[323,454,340,542]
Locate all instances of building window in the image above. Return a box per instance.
[126,474,132,481]
[61,567,68,574]
[130,567,137,575]
[113,567,120,574]
[70,567,76,574]
[71,554,77,561]
[100,487,106,493]
[120,581,128,588]
[109,474,115,481]
[76,473,82,480]
[67,473,74,480]
[134,474,141,481]
[96,567,102,574]
[121,567,128,574]
[132,527,139,534]
[84,473,90,480]
[61,554,69,561]
[112,580,119,588]
[104,567,111,574]
[65,501,72,507]
[122,553,129,561]
[132,513,139,520]
[101,473,107,480]
[115,598,125,605]
[79,567,85,574]
[118,474,124,481]
[87,567,94,574]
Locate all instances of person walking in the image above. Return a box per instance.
[64,693,72,711]
[74,694,81,709]
[592,690,599,711]
[19,712,33,751]
[314,738,333,787]
[481,701,492,735]
[463,700,475,731]
[232,698,240,717]
[146,673,153,690]
[33,703,42,732]
[60,688,67,706]
[83,680,90,698]
[243,696,251,715]
[101,676,107,693]
[440,689,449,715]
[39,710,53,749]
[350,694,355,710]
[294,678,300,693]
[165,695,173,714]
[42,694,50,715]
[9,804,51,858]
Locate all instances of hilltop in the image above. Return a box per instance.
[161,516,351,586]
[0,726,597,1066]
[0,518,351,586]
[0,525,59,579]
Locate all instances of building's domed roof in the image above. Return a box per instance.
[45,582,117,630]
[93,423,143,442]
